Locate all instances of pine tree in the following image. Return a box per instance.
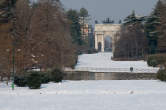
[124,11,142,25]
[79,8,88,18]
[0,0,9,23]
[79,7,89,45]
[67,9,83,45]
[156,0,166,53]
[0,0,17,23]
[145,1,161,54]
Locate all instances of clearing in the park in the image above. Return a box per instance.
[75,52,159,73]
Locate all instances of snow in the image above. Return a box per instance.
[75,52,159,73]
[0,80,166,110]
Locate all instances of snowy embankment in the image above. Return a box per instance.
[75,52,159,73]
[0,80,166,110]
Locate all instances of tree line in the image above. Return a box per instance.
[114,0,166,59]
[66,8,91,53]
[0,0,83,80]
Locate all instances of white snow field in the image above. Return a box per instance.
[75,52,159,73]
[1,80,166,110]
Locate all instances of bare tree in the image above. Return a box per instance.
[14,0,76,71]
[114,23,148,59]
[0,0,77,79]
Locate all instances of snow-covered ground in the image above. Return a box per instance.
[75,52,159,73]
[1,80,166,110]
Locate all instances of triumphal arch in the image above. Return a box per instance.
[95,24,121,52]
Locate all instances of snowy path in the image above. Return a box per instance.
[0,80,166,110]
[75,52,159,73]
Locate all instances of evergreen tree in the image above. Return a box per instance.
[79,7,90,47]
[79,8,88,18]
[156,0,166,53]
[145,1,161,54]
[124,11,144,25]
[67,9,83,45]
[0,0,17,23]
[0,0,10,23]
[124,11,137,25]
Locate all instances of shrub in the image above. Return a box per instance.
[148,59,158,67]
[87,48,98,54]
[27,72,42,89]
[50,69,64,83]
[157,69,166,81]
[41,73,50,84]
[147,54,166,67]
[14,75,27,87]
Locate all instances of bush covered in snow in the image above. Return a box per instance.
[14,75,28,87]
[14,72,51,87]
[27,72,42,89]
[50,69,64,83]
[41,69,64,83]
[87,48,98,54]
[14,69,64,89]
[40,73,50,84]
[147,54,166,67]
[157,69,166,81]
[147,58,158,67]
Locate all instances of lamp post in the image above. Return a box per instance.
[6,47,15,90]
[6,46,15,90]
[12,44,15,90]
[11,47,22,90]
[9,0,17,90]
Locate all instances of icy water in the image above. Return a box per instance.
[64,72,156,80]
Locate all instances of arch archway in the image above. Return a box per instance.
[104,36,112,52]
[98,42,102,52]
[95,24,121,53]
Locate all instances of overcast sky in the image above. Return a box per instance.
[61,0,157,24]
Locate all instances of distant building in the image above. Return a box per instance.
[94,24,121,53]
[79,17,94,48]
